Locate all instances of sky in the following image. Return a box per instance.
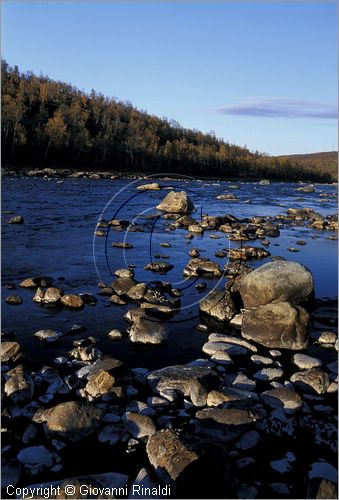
[2,1,338,156]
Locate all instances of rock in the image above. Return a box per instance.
[76,356,130,384]
[4,365,33,403]
[309,461,337,483]
[144,261,173,273]
[110,277,136,296]
[183,258,222,277]
[156,190,194,214]
[107,329,123,340]
[228,246,270,261]
[34,329,63,344]
[115,268,135,278]
[207,387,258,407]
[316,331,337,344]
[251,355,273,365]
[230,314,243,329]
[216,193,238,200]
[17,445,59,474]
[210,351,234,365]
[129,468,159,498]
[238,261,314,308]
[236,430,261,450]
[314,479,338,499]
[203,341,248,357]
[146,429,199,482]
[140,302,173,318]
[35,401,104,441]
[292,353,322,369]
[112,242,134,249]
[242,302,310,350]
[127,283,148,300]
[69,345,101,362]
[137,183,161,191]
[208,333,257,352]
[79,293,97,305]
[7,215,24,224]
[225,372,256,392]
[253,368,284,381]
[1,459,21,489]
[123,412,156,438]
[5,295,23,305]
[109,294,127,305]
[147,364,220,397]
[60,294,84,309]
[296,184,315,192]
[200,290,237,322]
[189,380,209,407]
[290,369,330,394]
[129,316,168,344]
[1,341,22,363]
[195,408,260,443]
[259,179,271,185]
[85,370,117,398]
[188,224,204,233]
[43,287,63,304]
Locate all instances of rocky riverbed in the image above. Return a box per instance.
[2,175,338,498]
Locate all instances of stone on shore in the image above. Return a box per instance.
[34,329,63,344]
[123,412,156,439]
[156,191,194,214]
[60,294,84,309]
[34,401,104,441]
[290,369,330,394]
[4,365,33,404]
[146,429,199,482]
[129,316,168,344]
[85,370,117,398]
[1,341,23,363]
[195,408,260,443]
[238,261,314,308]
[241,302,310,350]
[260,387,303,413]
[184,258,222,277]
[5,295,23,305]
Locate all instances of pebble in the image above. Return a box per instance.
[253,368,284,381]
[292,353,322,369]
[251,355,273,366]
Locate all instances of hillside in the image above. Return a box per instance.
[276,151,338,182]
[1,60,337,182]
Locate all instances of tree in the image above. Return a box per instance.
[44,110,67,159]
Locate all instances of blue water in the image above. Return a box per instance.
[2,176,337,368]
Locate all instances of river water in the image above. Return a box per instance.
[2,176,337,370]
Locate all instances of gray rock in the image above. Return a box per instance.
[7,215,24,224]
[146,429,199,482]
[110,277,136,296]
[129,316,168,344]
[107,329,123,340]
[189,379,208,407]
[236,430,261,450]
[115,268,135,278]
[147,364,220,397]
[127,283,147,300]
[290,369,330,394]
[200,290,237,322]
[123,412,156,438]
[208,333,257,352]
[260,386,302,413]
[253,368,284,381]
[4,365,33,404]
[184,258,222,278]
[292,353,322,369]
[195,408,260,443]
[137,183,161,191]
[203,341,248,357]
[207,387,258,407]
[251,355,273,365]
[144,261,173,273]
[1,341,22,363]
[242,302,310,350]
[34,401,104,441]
[156,190,194,214]
[238,260,314,308]
[17,445,60,474]
[43,287,63,304]
[5,294,23,305]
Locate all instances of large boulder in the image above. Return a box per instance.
[34,401,104,441]
[238,261,314,308]
[241,302,310,350]
[200,290,237,322]
[156,191,194,214]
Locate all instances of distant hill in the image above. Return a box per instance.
[1,60,337,183]
[276,151,338,182]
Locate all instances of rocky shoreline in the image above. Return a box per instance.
[2,187,338,499]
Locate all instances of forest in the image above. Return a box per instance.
[2,61,337,182]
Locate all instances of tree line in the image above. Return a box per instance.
[1,60,336,182]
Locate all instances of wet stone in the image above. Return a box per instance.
[260,386,302,413]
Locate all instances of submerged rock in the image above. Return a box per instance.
[7,215,24,224]
[156,190,194,214]
[34,329,63,344]
[5,295,23,305]
[238,261,314,308]
[242,302,310,350]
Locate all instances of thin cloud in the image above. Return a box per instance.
[217,98,337,119]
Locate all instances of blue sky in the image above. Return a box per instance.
[2,1,338,155]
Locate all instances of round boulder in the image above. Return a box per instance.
[238,261,314,308]
[156,191,194,214]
